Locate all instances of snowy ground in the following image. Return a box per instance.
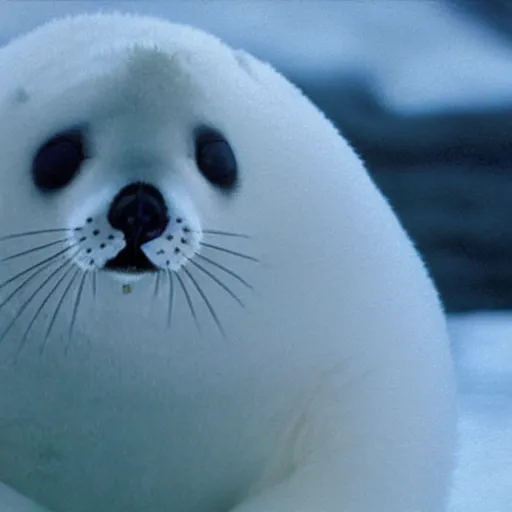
[2,1,512,510]
[448,313,512,511]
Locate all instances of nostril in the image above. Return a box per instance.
[108,182,169,245]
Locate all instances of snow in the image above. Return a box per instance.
[448,313,512,511]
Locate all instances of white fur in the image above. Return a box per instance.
[0,13,456,512]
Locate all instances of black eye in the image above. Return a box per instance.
[32,128,87,191]
[195,129,238,190]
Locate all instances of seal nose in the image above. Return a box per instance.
[108,182,168,245]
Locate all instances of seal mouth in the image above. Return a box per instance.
[105,245,157,273]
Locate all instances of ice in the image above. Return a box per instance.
[448,312,512,511]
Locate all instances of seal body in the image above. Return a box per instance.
[0,14,456,512]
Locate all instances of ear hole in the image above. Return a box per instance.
[12,87,30,105]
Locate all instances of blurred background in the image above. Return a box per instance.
[2,1,511,510]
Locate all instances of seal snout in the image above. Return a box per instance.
[108,182,169,245]
[105,182,169,272]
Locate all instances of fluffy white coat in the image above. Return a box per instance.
[0,13,456,512]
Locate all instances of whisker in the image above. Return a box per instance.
[189,259,245,308]
[0,243,79,291]
[0,238,69,263]
[166,270,175,328]
[91,270,97,300]
[200,242,259,263]
[183,267,226,337]
[154,271,162,298]
[202,229,251,239]
[175,271,199,331]
[0,256,76,346]
[0,228,77,242]
[69,270,88,340]
[43,267,82,347]
[0,258,56,311]
[18,261,77,356]
[196,254,253,289]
